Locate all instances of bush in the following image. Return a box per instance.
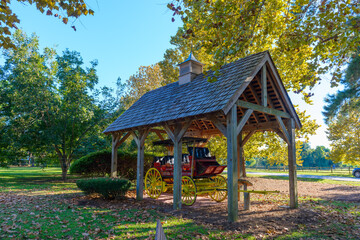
[69,149,154,180]
[76,177,131,199]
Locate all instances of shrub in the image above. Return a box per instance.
[69,149,154,180]
[76,177,131,199]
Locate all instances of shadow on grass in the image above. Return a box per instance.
[257,175,360,186]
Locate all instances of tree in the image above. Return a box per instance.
[0,30,121,180]
[324,51,360,166]
[122,64,166,109]
[323,52,360,123]
[327,110,360,165]
[0,0,94,49]
[299,143,332,168]
[167,0,360,102]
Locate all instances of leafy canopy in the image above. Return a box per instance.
[324,52,360,165]
[167,0,360,102]
[327,110,360,165]
[323,52,360,123]
[122,64,166,109]
[0,30,122,179]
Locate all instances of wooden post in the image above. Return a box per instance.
[244,185,250,210]
[155,219,167,240]
[237,133,242,200]
[173,137,182,209]
[111,132,131,178]
[164,121,192,210]
[132,130,149,201]
[111,134,120,178]
[261,65,267,107]
[287,118,298,208]
[241,131,254,178]
[227,105,238,222]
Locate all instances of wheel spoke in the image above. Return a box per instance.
[181,176,196,206]
[145,168,163,199]
[209,175,227,202]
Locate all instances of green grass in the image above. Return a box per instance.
[247,169,353,177]
[0,167,78,193]
[1,167,360,239]
[0,167,246,239]
[251,175,360,186]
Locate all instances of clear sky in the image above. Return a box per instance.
[10,0,341,148]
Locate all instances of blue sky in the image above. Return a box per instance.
[11,0,340,148]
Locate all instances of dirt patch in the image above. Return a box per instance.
[72,177,360,238]
[248,177,360,202]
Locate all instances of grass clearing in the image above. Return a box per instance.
[247,169,353,178]
[1,167,360,239]
[0,167,244,239]
[251,175,360,186]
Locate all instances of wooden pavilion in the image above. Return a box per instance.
[103,51,301,222]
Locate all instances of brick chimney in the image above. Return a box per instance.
[178,52,203,85]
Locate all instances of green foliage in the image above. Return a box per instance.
[0,0,94,49]
[324,51,360,166]
[76,177,131,199]
[0,30,123,180]
[207,136,227,164]
[122,64,167,109]
[69,149,154,180]
[168,0,360,100]
[323,52,360,123]
[300,142,332,168]
[327,110,360,165]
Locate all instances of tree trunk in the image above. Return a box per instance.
[60,156,68,181]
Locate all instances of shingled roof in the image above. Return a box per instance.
[104,51,300,134]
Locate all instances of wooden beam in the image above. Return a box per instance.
[261,65,267,107]
[237,132,242,200]
[227,104,238,222]
[241,131,255,147]
[237,100,291,119]
[266,59,302,129]
[287,118,298,208]
[163,124,175,142]
[273,128,289,144]
[254,76,273,122]
[266,67,287,112]
[247,84,268,122]
[131,131,139,145]
[222,54,269,115]
[155,131,164,140]
[176,120,193,141]
[242,121,278,132]
[173,135,182,210]
[116,132,131,148]
[208,116,227,137]
[111,133,121,178]
[237,109,253,135]
[132,129,150,200]
[164,121,192,210]
[150,128,166,134]
[276,116,290,143]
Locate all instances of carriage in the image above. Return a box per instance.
[144,137,227,205]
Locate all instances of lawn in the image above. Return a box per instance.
[1,167,359,239]
[251,175,360,186]
[246,168,353,178]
